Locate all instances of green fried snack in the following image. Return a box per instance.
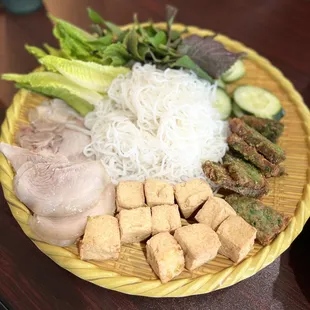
[227,134,284,177]
[225,194,291,246]
[229,118,285,164]
[241,115,284,143]
[202,153,269,198]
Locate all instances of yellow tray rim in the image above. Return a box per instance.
[1,23,310,297]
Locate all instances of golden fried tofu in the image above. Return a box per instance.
[116,181,145,211]
[174,224,221,270]
[80,215,120,261]
[118,207,152,243]
[145,179,174,207]
[146,232,185,283]
[152,204,181,235]
[217,215,257,263]
[195,196,236,230]
[175,179,213,218]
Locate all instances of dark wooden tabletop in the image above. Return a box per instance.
[1,1,310,309]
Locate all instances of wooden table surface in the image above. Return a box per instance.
[0,0,310,309]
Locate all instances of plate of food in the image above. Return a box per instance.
[1,5,309,297]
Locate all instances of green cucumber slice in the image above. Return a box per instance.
[221,60,245,83]
[233,85,284,120]
[213,88,232,120]
[215,78,226,90]
[272,108,285,120]
[232,101,245,117]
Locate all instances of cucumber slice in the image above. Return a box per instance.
[233,85,284,120]
[273,108,285,121]
[232,101,245,117]
[232,100,284,120]
[213,88,232,120]
[215,78,226,90]
[221,60,245,83]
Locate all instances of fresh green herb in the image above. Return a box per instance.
[124,29,144,61]
[21,5,245,81]
[166,5,178,46]
[3,4,247,115]
[178,35,246,78]
[170,55,213,82]
[86,35,114,52]
[87,7,122,37]
[148,31,168,49]
[100,42,131,65]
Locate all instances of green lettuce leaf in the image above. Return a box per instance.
[2,72,100,115]
[43,43,64,57]
[49,13,128,66]
[49,13,100,62]
[49,14,95,42]
[25,45,47,60]
[54,23,93,58]
[39,55,129,92]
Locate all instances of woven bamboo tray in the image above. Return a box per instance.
[1,24,310,297]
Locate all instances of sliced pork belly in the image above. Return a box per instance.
[0,142,68,171]
[17,127,90,161]
[16,127,62,153]
[57,129,91,161]
[14,160,110,217]
[17,99,90,161]
[27,120,64,133]
[28,99,83,125]
[29,183,116,246]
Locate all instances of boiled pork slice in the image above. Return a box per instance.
[15,99,90,161]
[26,120,64,133]
[29,183,116,246]
[17,103,91,161]
[28,99,83,125]
[16,127,62,153]
[17,126,91,161]
[56,129,91,161]
[14,160,110,217]
[0,142,68,171]
[1,142,114,247]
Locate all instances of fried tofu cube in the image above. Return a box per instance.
[118,207,152,243]
[146,232,185,283]
[116,181,145,210]
[145,179,174,207]
[80,215,120,261]
[217,215,257,263]
[195,196,236,230]
[175,179,213,218]
[174,224,221,270]
[152,204,181,235]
